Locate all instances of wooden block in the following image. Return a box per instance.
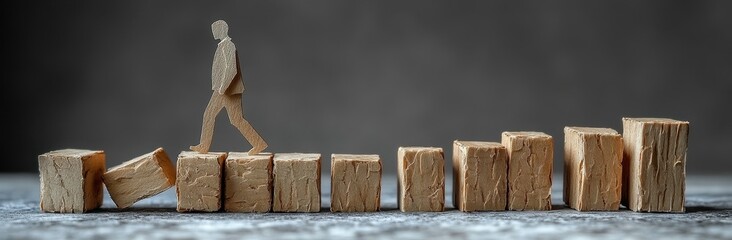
[224,152,273,213]
[501,132,553,211]
[330,154,382,212]
[563,127,623,211]
[176,151,226,212]
[397,147,445,212]
[38,149,105,213]
[622,118,689,212]
[452,141,508,212]
[272,153,321,212]
[102,148,176,209]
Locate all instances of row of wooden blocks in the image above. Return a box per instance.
[38,118,688,213]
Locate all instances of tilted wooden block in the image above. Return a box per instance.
[102,148,176,209]
[224,152,273,213]
[453,141,508,212]
[397,147,445,212]
[563,127,623,211]
[330,154,382,212]
[622,118,689,212]
[501,132,553,211]
[272,153,321,212]
[38,149,105,213]
[176,151,226,212]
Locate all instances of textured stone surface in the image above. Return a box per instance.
[103,148,175,209]
[330,154,381,212]
[453,141,507,212]
[623,118,689,212]
[564,127,623,211]
[224,152,272,213]
[397,147,445,212]
[176,151,226,212]
[273,153,321,213]
[38,149,105,213]
[2,174,731,240]
[502,132,553,210]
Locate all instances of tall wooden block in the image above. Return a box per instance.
[176,151,226,212]
[224,152,273,213]
[102,148,176,209]
[397,147,445,212]
[330,154,382,212]
[453,141,508,212]
[563,127,623,211]
[501,132,553,211]
[272,153,321,213]
[623,118,689,212]
[38,149,105,213]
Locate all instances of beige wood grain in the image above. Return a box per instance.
[330,154,381,212]
[397,147,445,212]
[176,151,226,212]
[501,132,553,211]
[102,148,175,209]
[622,118,689,212]
[453,141,508,212]
[224,152,273,213]
[563,127,623,211]
[38,149,105,213]
[272,153,321,213]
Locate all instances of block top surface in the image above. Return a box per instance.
[565,127,620,136]
[178,151,227,160]
[274,153,321,162]
[108,148,164,172]
[40,149,103,158]
[331,154,380,162]
[502,131,552,139]
[454,141,504,149]
[398,147,443,153]
[623,117,689,125]
[227,152,273,161]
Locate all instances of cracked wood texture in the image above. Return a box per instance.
[397,147,445,212]
[273,153,321,213]
[38,149,105,213]
[502,132,553,211]
[176,151,226,212]
[563,127,623,211]
[330,154,382,212]
[622,118,689,212]
[453,141,508,212]
[224,152,273,213]
[102,148,176,209]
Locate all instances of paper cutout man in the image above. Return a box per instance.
[190,20,268,155]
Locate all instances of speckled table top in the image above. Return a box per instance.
[1,174,730,240]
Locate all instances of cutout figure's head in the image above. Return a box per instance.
[211,20,228,40]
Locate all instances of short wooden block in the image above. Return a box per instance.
[330,154,382,212]
[176,151,226,212]
[622,118,689,212]
[38,149,105,213]
[224,152,273,213]
[102,148,176,209]
[501,132,553,211]
[397,147,445,212]
[452,141,508,212]
[563,127,623,211]
[272,153,321,213]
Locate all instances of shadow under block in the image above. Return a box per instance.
[452,141,508,212]
[224,152,273,213]
[563,127,623,211]
[397,147,445,212]
[622,118,689,213]
[330,154,382,212]
[176,151,226,212]
[273,153,321,213]
[102,148,176,209]
[38,149,105,213]
[501,132,553,211]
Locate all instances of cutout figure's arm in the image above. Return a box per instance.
[217,41,238,94]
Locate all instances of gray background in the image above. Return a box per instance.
[4,1,731,174]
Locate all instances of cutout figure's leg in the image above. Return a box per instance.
[224,94,268,155]
[190,92,225,153]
